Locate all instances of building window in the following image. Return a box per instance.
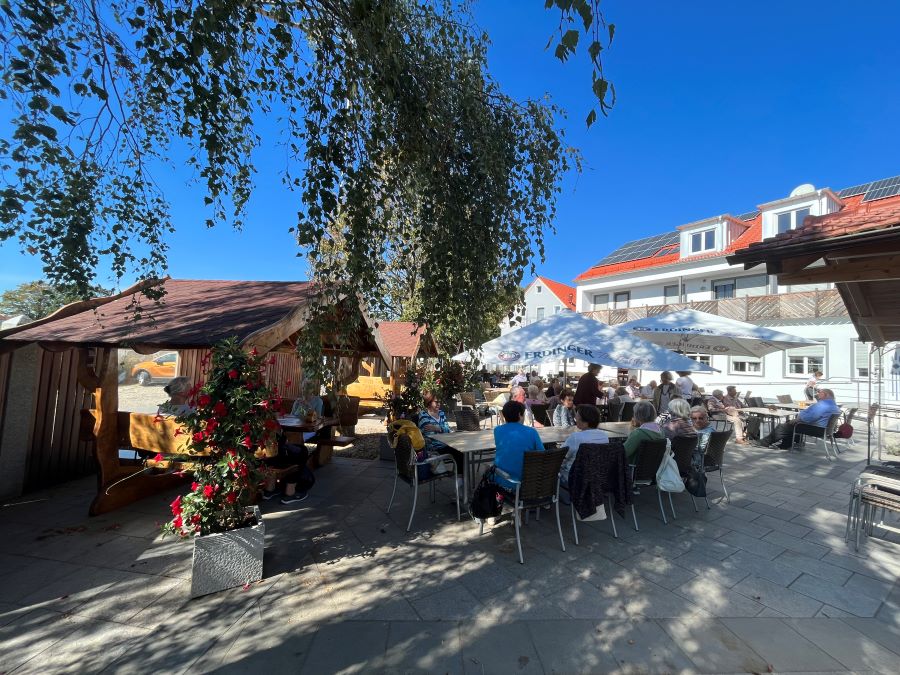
[785,345,826,377]
[664,284,679,303]
[554,305,561,314]
[536,285,542,294]
[690,229,716,253]
[592,293,609,310]
[853,341,870,378]
[685,353,711,367]
[729,356,762,375]
[536,307,545,320]
[713,278,736,299]
[776,207,812,235]
[613,291,630,309]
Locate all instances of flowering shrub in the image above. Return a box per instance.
[162,338,282,537]
[378,360,481,420]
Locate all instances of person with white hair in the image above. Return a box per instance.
[708,387,747,444]
[158,377,193,416]
[662,398,697,441]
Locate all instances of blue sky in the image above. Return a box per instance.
[2,0,899,293]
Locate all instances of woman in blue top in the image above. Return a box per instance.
[493,401,546,490]
[418,391,463,488]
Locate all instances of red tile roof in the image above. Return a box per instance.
[735,194,900,256]
[377,321,428,359]
[536,276,577,310]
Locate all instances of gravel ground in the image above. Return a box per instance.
[119,382,168,414]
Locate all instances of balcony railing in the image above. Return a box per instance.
[581,289,848,325]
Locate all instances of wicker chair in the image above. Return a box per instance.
[607,402,624,423]
[628,437,671,527]
[565,441,629,542]
[792,413,842,461]
[488,447,567,564]
[454,408,482,432]
[386,435,460,532]
[702,430,732,505]
[620,401,635,422]
[670,435,700,514]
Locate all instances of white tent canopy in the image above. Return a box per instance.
[453,312,716,372]
[617,309,822,357]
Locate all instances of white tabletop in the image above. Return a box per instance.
[742,407,797,419]
[442,424,626,455]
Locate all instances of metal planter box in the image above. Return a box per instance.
[190,506,264,598]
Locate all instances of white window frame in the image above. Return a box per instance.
[613,291,630,309]
[775,206,813,235]
[784,344,826,378]
[554,305,562,314]
[536,307,545,320]
[690,228,716,254]
[684,352,711,367]
[852,340,870,379]
[729,355,763,376]
[535,285,542,294]
[663,284,679,303]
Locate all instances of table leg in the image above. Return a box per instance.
[463,453,469,505]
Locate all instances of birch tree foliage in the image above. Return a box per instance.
[0,0,613,353]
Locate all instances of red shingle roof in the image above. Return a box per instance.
[377,321,428,359]
[536,276,576,310]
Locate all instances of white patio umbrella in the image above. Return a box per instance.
[452,311,716,372]
[617,309,822,357]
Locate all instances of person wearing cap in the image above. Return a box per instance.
[158,377,194,416]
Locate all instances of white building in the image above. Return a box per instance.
[572,177,900,405]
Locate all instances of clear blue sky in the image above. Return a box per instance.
[2,0,900,293]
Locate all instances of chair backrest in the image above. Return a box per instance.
[670,435,698,475]
[571,440,627,494]
[460,392,477,408]
[710,418,733,432]
[454,408,481,431]
[530,403,551,427]
[867,404,879,423]
[749,397,765,408]
[519,447,567,501]
[825,413,842,436]
[607,401,624,422]
[844,407,859,426]
[631,437,668,484]
[393,434,416,480]
[473,389,487,403]
[704,430,731,468]
[620,401,635,422]
[777,394,794,403]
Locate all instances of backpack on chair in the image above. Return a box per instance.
[835,423,853,439]
[469,467,503,520]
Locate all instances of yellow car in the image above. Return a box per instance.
[131,353,177,386]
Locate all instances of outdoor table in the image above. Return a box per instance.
[742,407,797,436]
[598,421,633,436]
[443,424,627,498]
[277,415,341,467]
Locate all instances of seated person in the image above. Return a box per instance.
[552,389,576,427]
[640,380,656,399]
[262,429,314,505]
[158,377,194,416]
[757,388,840,449]
[525,384,547,405]
[708,387,747,444]
[624,401,665,462]
[662,398,697,441]
[510,369,528,388]
[493,400,546,491]
[289,380,325,442]
[612,386,634,404]
[418,390,463,488]
[626,377,642,399]
[690,406,715,453]
[510,385,543,428]
[559,404,609,484]
[545,377,562,399]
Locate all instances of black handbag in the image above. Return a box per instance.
[684,467,707,497]
[469,467,502,520]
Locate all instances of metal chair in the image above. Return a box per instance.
[628,437,671,527]
[848,404,878,450]
[670,435,700,514]
[529,403,551,427]
[792,413,842,461]
[845,469,900,551]
[565,441,629,541]
[702,430,732,505]
[777,394,794,404]
[386,435,460,532]
[487,447,567,564]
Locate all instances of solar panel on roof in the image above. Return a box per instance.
[734,210,759,221]
[838,182,872,199]
[596,231,679,266]
[862,175,900,203]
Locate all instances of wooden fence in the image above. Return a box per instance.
[178,348,303,399]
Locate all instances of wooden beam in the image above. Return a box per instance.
[855,315,900,326]
[777,255,822,275]
[778,255,900,285]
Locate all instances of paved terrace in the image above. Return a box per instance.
[2,440,899,674]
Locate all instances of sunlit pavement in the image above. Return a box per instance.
[2,440,899,673]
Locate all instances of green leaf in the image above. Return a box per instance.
[608,23,616,45]
[561,29,579,51]
[585,109,597,128]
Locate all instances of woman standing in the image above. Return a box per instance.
[652,371,677,413]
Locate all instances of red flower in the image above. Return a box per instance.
[198,394,211,407]
[203,484,217,500]
[173,515,183,529]
[241,436,253,449]
[213,401,227,417]
[250,347,259,356]
[170,495,182,515]
[225,492,237,504]
[174,428,183,437]
[228,369,239,379]
[285,379,292,387]
[206,418,218,433]
[191,481,199,491]
[192,431,204,443]
[191,514,201,524]
[238,463,249,478]
[264,419,278,430]
[153,414,163,425]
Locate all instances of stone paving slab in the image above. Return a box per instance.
[1,446,898,673]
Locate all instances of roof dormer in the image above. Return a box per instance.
[759,184,843,239]
[677,215,748,259]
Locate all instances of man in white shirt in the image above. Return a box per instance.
[675,371,696,399]
[510,369,527,388]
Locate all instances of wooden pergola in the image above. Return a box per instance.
[728,198,900,346]
[0,278,391,514]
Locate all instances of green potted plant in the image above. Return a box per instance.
[160,338,282,597]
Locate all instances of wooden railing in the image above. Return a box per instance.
[581,289,848,325]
